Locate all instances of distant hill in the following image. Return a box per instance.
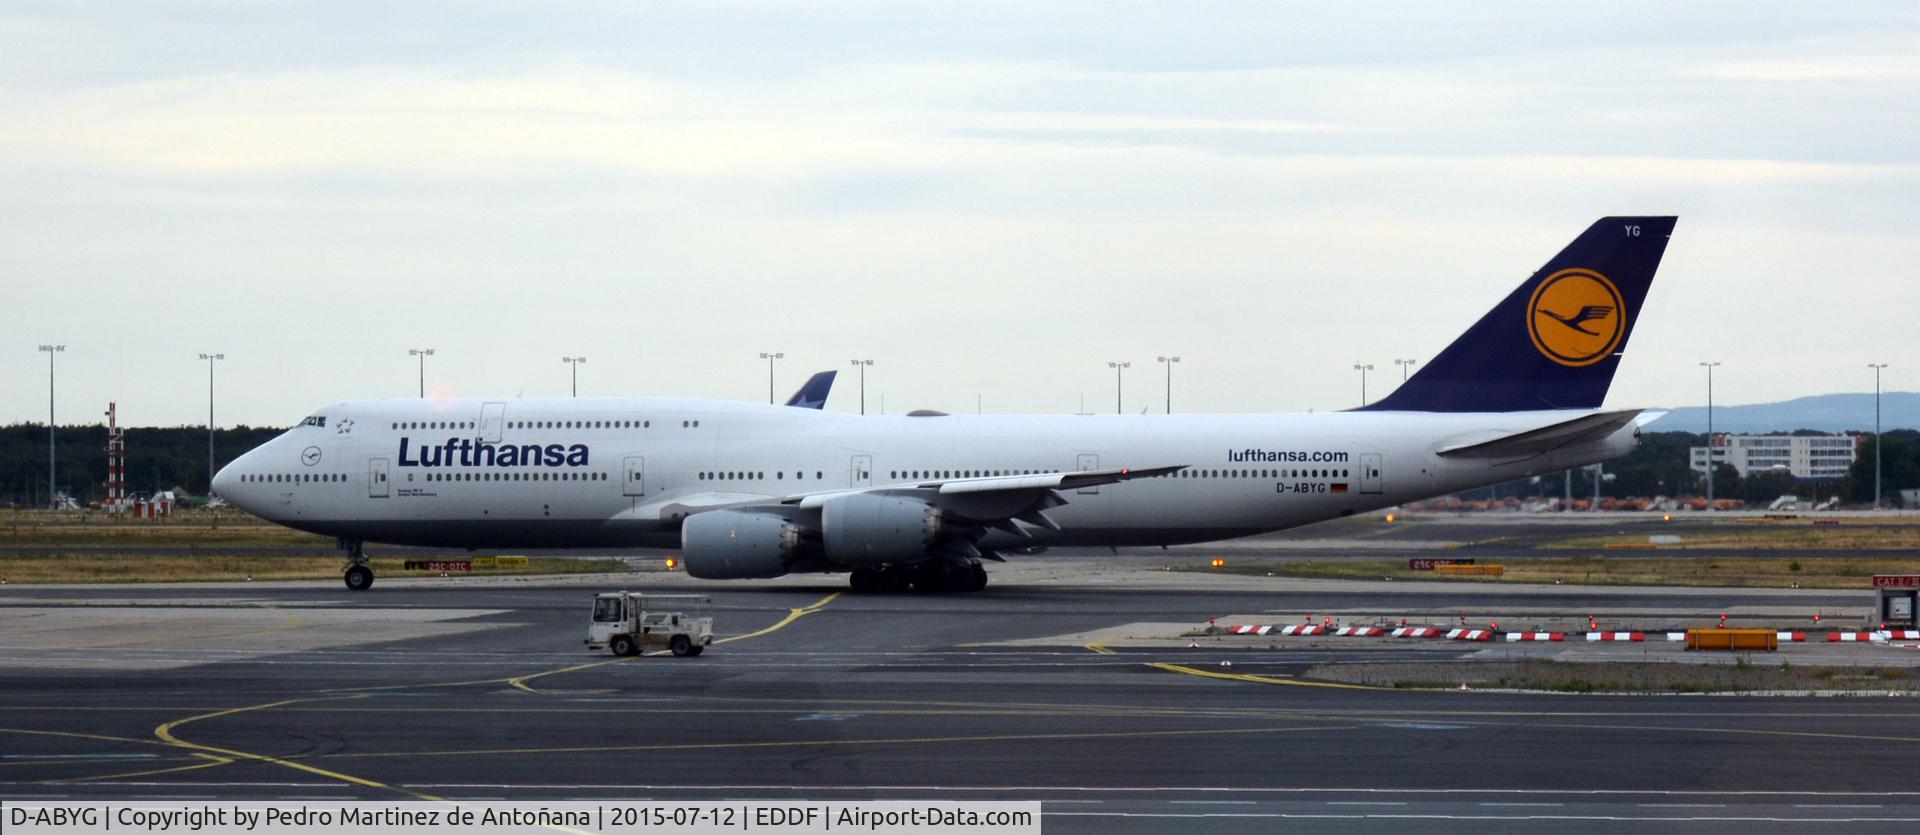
[1642,392,1920,434]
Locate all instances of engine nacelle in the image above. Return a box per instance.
[821,493,944,567]
[681,510,803,579]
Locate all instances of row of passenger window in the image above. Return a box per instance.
[699,471,826,481]
[421,472,608,482]
[892,469,1042,480]
[390,419,698,430]
[507,420,650,429]
[875,468,1352,481]
[1165,468,1350,479]
[241,473,343,484]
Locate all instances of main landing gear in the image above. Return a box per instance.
[848,560,988,594]
[341,538,373,591]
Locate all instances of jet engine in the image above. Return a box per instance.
[821,493,945,567]
[681,510,806,579]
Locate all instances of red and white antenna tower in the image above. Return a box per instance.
[105,402,125,514]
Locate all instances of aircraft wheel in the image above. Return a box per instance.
[966,563,989,592]
[344,565,374,591]
[849,568,879,593]
[610,635,637,657]
[910,564,951,593]
[670,635,694,657]
[878,570,911,593]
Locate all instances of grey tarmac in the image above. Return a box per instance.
[0,552,1916,834]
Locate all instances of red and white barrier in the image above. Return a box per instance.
[1776,632,1807,643]
[1336,626,1385,637]
[1504,632,1564,642]
[1585,631,1645,642]
[1664,632,1688,642]
[1446,628,1494,641]
[1826,632,1885,642]
[1227,624,1332,636]
[1881,630,1920,640]
[1392,627,1443,638]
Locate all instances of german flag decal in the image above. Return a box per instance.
[1331,483,1349,494]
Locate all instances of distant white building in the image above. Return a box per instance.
[1689,434,1858,479]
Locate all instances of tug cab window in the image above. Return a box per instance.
[592,597,624,623]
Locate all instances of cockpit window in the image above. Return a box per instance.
[300,415,327,428]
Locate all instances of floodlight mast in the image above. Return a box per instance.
[199,353,224,496]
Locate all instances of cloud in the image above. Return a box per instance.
[0,6,1916,425]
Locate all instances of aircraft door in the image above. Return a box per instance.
[1359,453,1383,494]
[623,456,645,497]
[368,458,390,498]
[1076,453,1100,494]
[849,455,872,488]
[479,402,506,444]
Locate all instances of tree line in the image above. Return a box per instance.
[0,424,283,506]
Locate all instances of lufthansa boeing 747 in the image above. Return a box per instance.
[215,217,1677,591]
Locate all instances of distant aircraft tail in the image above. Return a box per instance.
[1359,216,1676,412]
[784,371,837,409]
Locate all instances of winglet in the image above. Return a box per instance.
[1360,217,1676,412]
[783,371,837,409]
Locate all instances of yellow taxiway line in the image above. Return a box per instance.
[139,590,846,799]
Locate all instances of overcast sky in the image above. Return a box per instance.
[3,2,1916,427]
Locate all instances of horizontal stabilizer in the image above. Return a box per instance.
[1435,409,1642,458]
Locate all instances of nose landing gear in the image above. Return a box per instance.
[341,538,373,591]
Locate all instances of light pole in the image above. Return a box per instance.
[850,359,874,415]
[1700,361,1721,510]
[760,352,784,404]
[1394,358,1417,382]
[199,353,224,496]
[561,356,586,397]
[37,345,64,508]
[1107,362,1130,414]
[1157,356,1181,414]
[1353,362,1374,406]
[1871,362,1888,509]
[409,348,435,397]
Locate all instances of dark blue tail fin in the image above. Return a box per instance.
[784,370,837,409]
[1359,216,1676,413]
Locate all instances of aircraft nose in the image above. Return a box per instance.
[212,461,238,501]
[212,449,265,516]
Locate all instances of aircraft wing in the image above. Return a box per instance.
[789,465,1186,508]
[1434,409,1643,458]
[632,491,785,521]
[637,465,1186,537]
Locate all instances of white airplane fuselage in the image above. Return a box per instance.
[214,217,1677,591]
[216,397,1637,552]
